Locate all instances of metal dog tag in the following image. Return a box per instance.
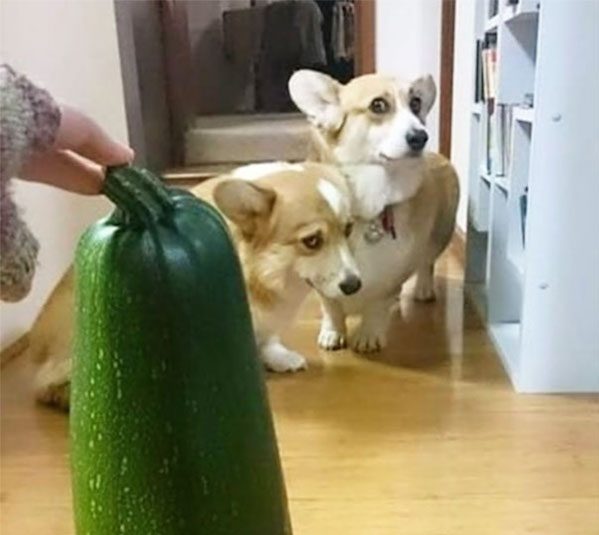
[364,220,385,243]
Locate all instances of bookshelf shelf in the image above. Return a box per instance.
[485,14,500,33]
[495,175,510,192]
[512,106,534,123]
[464,0,599,393]
[504,0,540,24]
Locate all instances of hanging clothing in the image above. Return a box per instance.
[258,0,326,111]
[331,0,355,62]
[222,7,264,67]
[259,0,326,66]
[295,0,327,66]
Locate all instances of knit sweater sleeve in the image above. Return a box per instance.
[0,64,61,180]
[0,64,61,302]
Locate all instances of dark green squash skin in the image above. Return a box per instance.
[71,167,292,535]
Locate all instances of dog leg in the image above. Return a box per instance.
[351,299,394,353]
[34,355,71,411]
[414,263,436,302]
[318,297,347,350]
[393,284,403,305]
[261,337,307,373]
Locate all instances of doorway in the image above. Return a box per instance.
[116,0,375,173]
[182,0,367,170]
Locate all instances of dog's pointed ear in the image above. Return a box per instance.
[213,180,276,239]
[289,69,344,131]
[409,74,437,119]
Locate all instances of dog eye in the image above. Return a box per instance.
[409,96,422,115]
[344,222,354,237]
[302,232,323,250]
[369,97,390,115]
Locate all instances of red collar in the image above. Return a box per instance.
[381,206,396,239]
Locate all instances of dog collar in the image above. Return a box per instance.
[381,205,397,239]
[364,206,396,243]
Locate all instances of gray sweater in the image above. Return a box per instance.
[0,64,61,302]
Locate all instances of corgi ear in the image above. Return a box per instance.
[213,180,276,239]
[289,70,344,131]
[409,75,437,119]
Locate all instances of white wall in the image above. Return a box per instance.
[0,0,129,349]
[450,0,477,231]
[377,0,476,232]
[375,0,442,152]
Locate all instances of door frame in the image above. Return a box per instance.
[356,0,376,74]
[439,0,456,157]
[128,0,379,169]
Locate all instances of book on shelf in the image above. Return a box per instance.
[480,33,498,102]
[478,109,488,174]
[486,106,493,174]
[485,104,514,178]
[520,187,528,247]
[506,106,513,173]
[488,0,499,18]
[495,104,513,177]
[474,39,483,102]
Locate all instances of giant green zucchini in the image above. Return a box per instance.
[71,166,291,534]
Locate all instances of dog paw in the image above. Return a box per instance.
[36,381,70,411]
[318,329,347,351]
[350,329,387,353]
[263,347,307,373]
[34,357,71,411]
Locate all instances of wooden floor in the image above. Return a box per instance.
[2,248,598,534]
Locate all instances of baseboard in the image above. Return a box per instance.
[1,333,29,368]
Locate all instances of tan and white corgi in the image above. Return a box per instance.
[289,70,460,353]
[29,162,360,409]
[197,162,360,371]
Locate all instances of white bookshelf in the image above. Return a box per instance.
[465,0,599,392]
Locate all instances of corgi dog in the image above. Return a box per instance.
[289,70,460,353]
[30,162,360,409]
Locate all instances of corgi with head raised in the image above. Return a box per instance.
[289,70,459,353]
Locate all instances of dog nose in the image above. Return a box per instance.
[339,275,362,295]
[406,129,428,151]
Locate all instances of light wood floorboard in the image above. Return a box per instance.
[2,248,598,534]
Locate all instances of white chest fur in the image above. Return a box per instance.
[341,161,425,220]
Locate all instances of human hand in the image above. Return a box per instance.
[20,105,134,194]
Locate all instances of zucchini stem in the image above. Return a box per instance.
[102,166,174,227]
